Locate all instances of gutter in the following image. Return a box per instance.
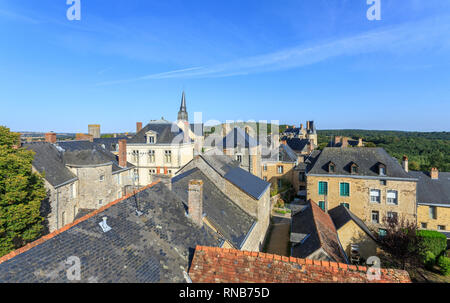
[239,220,258,250]
[54,177,78,189]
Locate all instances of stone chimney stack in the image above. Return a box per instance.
[136,122,143,133]
[188,180,204,227]
[45,132,57,144]
[118,139,127,168]
[358,138,363,147]
[341,137,349,148]
[431,167,439,180]
[88,124,101,139]
[334,136,342,146]
[402,156,409,172]
[306,121,311,131]
[300,124,304,130]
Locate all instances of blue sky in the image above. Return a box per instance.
[1,0,449,133]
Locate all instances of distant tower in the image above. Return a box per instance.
[88,124,101,139]
[177,91,188,122]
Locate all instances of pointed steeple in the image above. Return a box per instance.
[177,91,188,122]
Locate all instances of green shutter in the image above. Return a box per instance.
[319,201,325,211]
[340,183,349,196]
[319,182,328,195]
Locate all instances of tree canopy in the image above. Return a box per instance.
[0,126,46,257]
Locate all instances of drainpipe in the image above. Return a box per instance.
[56,188,59,230]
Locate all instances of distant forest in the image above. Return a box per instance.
[317,130,450,172]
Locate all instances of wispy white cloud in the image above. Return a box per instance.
[97,15,450,85]
[0,8,40,24]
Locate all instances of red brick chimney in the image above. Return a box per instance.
[136,122,143,133]
[188,180,204,227]
[431,167,439,180]
[281,140,287,145]
[341,137,349,148]
[402,156,409,172]
[118,139,127,168]
[45,132,57,144]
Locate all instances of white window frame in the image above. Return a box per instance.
[369,189,381,204]
[371,211,380,224]
[386,190,398,205]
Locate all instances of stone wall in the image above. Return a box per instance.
[337,220,378,260]
[417,205,450,231]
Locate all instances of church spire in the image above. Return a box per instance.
[177,91,188,122]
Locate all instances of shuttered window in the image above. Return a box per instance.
[318,181,328,195]
[340,182,350,196]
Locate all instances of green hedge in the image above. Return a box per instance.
[422,251,436,270]
[417,230,447,257]
[437,255,450,276]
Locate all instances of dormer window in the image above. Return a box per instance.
[350,162,359,174]
[145,131,157,144]
[328,162,336,173]
[378,163,386,176]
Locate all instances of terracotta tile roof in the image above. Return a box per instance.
[188,246,411,283]
[291,200,347,263]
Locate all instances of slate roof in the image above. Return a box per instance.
[328,205,377,242]
[127,122,192,145]
[24,142,77,188]
[200,154,270,200]
[291,200,347,263]
[188,246,411,283]
[307,147,414,179]
[408,171,450,206]
[93,136,128,152]
[0,182,223,283]
[218,127,259,149]
[262,143,298,163]
[281,137,310,153]
[56,141,134,173]
[172,168,256,249]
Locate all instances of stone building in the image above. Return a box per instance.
[261,143,298,191]
[126,92,203,186]
[409,167,450,235]
[281,120,317,146]
[329,205,378,261]
[213,127,262,178]
[306,147,417,233]
[24,137,135,232]
[175,153,271,251]
[329,136,364,148]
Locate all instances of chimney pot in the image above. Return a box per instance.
[431,167,439,180]
[45,132,57,144]
[188,180,204,227]
[118,139,127,168]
